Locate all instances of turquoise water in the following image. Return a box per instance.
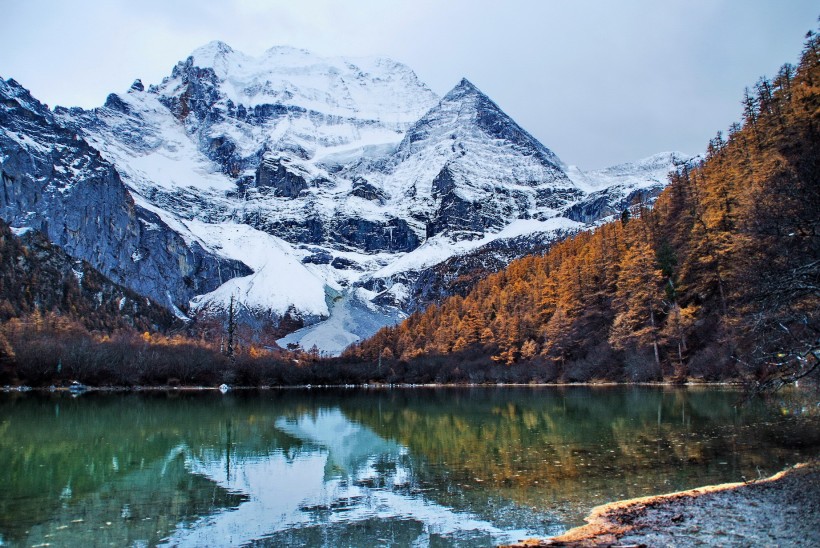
[0,386,817,547]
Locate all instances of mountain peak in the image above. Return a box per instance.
[1,77,51,120]
[162,44,438,126]
[192,40,234,57]
[455,77,479,92]
[403,77,564,171]
[190,40,236,65]
[442,77,486,103]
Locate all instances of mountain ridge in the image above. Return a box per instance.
[0,77,251,316]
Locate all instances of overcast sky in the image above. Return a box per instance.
[1,1,816,169]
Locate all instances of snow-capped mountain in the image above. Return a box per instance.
[0,77,250,317]
[363,78,581,239]
[0,43,694,354]
[564,151,693,223]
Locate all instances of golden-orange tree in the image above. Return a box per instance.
[347,25,819,385]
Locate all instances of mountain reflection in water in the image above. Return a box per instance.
[0,387,817,547]
[168,408,529,546]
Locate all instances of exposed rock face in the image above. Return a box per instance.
[159,56,221,123]
[350,178,387,204]
[334,217,420,253]
[563,185,664,223]
[0,217,178,331]
[0,78,250,313]
[255,156,309,198]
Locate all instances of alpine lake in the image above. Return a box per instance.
[1,386,818,547]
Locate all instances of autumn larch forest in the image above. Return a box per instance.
[1,27,818,389]
[345,27,820,389]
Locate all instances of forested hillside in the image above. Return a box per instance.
[0,219,177,332]
[346,29,820,387]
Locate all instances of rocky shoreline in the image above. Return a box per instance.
[504,461,820,547]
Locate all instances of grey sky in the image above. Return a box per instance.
[1,1,816,169]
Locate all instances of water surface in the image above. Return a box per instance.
[0,386,818,547]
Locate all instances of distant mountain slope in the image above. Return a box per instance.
[1,44,693,355]
[564,152,694,223]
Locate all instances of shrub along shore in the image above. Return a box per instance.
[0,312,752,388]
[1,313,817,390]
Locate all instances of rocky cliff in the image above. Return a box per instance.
[0,78,250,316]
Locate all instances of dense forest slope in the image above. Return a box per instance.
[346,30,820,387]
[0,218,198,385]
[0,218,177,332]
